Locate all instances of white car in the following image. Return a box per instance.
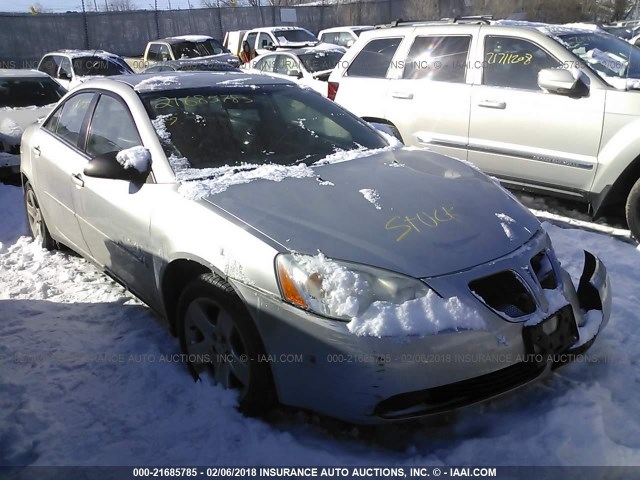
[243,27,324,56]
[318,26,374,48]
[245,45,346,96]
[37,50,133,90]
[0,69,66,176]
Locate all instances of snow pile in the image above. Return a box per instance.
[115,146,150,173]
[176,161,316,200]
[574,309,604,348]
[0,117,23,144]
[358,188,382,210]
[294,252,486,337]
[134,76,180,92]
[347,290,487,338]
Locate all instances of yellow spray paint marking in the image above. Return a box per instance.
[385,207,457,242]
[485,52,533,65]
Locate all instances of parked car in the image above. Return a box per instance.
[143,58,241,73]
[318,25,374,48]
[20,72,610,424]
[37,50,133,90]
[242,27,324,56]
[0,69,66,179]
[125,35,240,72]
[245,44,346,96]
[329,19,640,240]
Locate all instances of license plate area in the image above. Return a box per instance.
[522,304,579,357]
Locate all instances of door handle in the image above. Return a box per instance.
[392,92,414,100]
[478,100,507,109]
[32,146,41,157]
[71,173,84,188]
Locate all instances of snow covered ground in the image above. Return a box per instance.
[1,181,640,467]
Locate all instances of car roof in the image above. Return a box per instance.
[44,49,121,59]
[320,26,373,33]
[248,26,311,33]
[273,44,345,55]
[103,71,295,92]
[158,35,214,44]
[0,69,51,78]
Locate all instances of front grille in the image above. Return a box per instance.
[470,270,535,318]
[375,362,544,419]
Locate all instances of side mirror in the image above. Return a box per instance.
[346,39,355,48]
[538,68,588,97]
[58,71,72,80]
[287,69,302,79]
[84,147,151,182]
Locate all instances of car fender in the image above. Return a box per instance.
[591,117,640,203]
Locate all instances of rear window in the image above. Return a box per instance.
[403,36,471,82]
[0,77,66,108]
[141,85,387,169]
[347,37,402,78]
[72,56,132,76]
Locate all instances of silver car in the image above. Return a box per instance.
[20,72,611,424]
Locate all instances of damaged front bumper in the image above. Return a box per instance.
[232,245,611,424]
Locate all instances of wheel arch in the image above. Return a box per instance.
[592,153,640,217]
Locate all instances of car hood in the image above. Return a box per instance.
[203,149,541,278]
[0,105,53,147]
[193,53,239,64]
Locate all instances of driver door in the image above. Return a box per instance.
[71,92,159,305]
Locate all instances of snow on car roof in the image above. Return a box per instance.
[493,20,606,36]
[249,26,311,33]
[319,26,373,33]
[115,71,295,92]
[48,49,122,59]
[0,69,50,78]
[163,35,214,43]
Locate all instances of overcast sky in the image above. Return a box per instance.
[1,0,197,13]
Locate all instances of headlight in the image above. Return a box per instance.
[276,252,431,321]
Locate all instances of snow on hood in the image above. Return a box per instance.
[202,149,541,278]
[0,118,23,144]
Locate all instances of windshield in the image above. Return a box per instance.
[173,39,230,59]
[0,77,66,108]
[274,29,318,44]
[297,51,343,73]
[72,56,133,76]
[141,85,386,170]
[556,31,640,80]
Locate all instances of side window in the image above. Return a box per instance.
[321,32,336,45]
[86,95,141,158]
[338,32,355,47]
[59,57,73,79]
[256,55,276,73]
[403,35,471,82]
[246,32,258,51]
[147,44,160,61]
[44,107,63,134]
[258,33,274,49]
[38,56,58,77]
[483,36,561,90]
[54,93,94,147]
[346,37,402,78]
[274,55,298,75]
[159,45,171,61]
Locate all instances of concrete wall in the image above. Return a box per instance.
[0,0,468,68]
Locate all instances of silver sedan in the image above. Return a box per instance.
[20,72,611,424]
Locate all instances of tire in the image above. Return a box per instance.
[626,177,640,241]
[24,182,56,251]
[177,273,276,415]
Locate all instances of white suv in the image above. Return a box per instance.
[328,19,640,239]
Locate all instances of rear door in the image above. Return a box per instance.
[384,26,478,159]
[468,32,605,194]
[333,32,405,123]
[32,91,95,255]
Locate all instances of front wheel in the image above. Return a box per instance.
[625,177,640,241]
[24,182,56,250]
[177,274,276,416]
